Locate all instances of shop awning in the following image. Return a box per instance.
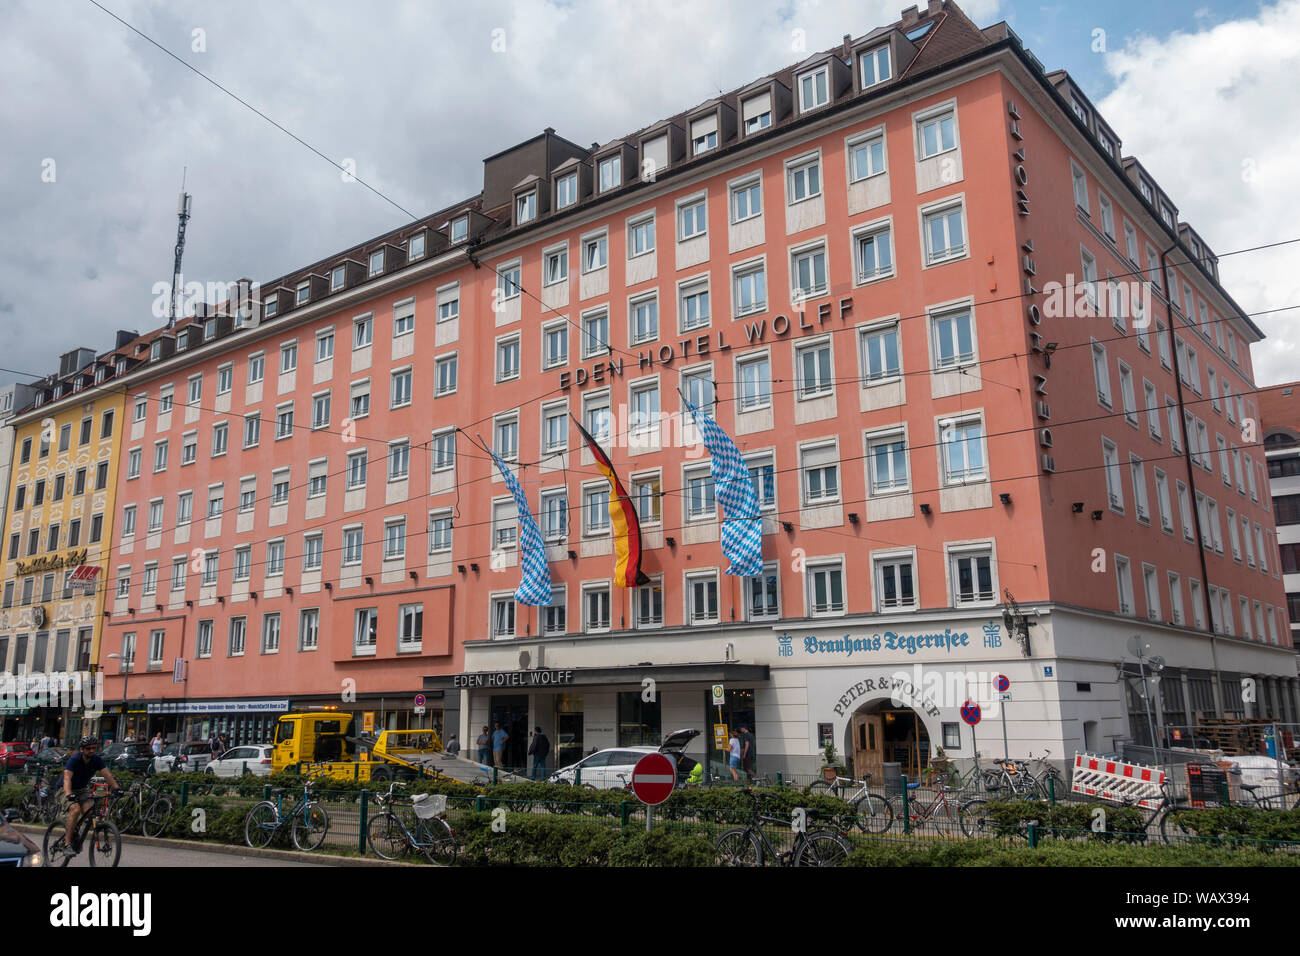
[425,663,770,692]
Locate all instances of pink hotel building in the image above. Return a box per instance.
[81,1,1293,777]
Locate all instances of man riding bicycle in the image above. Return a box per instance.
[61,735,120,857]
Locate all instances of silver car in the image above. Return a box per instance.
[548,729,700,789]
[204,744,274,777]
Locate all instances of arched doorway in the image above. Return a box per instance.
[848,700,932,781]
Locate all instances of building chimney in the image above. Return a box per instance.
[842,33,852,58]
[901,5,920,25]
[928,0,944,16]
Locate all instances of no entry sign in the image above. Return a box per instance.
[631,752,676,806]
[960,701,982,726]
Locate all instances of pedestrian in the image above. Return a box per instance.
[475,725,491,765]
[491,721,509,770]
[740,726,756,779]
[209,732,221,762]
[40,734,51,752]
[528,726,550,780]
[219,732,230,754]
[150,732,164,758]
[444,733,460,757]
[728,731,741,782]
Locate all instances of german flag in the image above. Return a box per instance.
[572,416,649,588]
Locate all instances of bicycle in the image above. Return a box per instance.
[19,768,61,826]
[902,783,990,838]
[1026,750,1063,797]
[807,773,895,834]
[715,789,852,866]
[982,758,1044,799]
[1240,782,1300,810]
[243,780,330,851]
[110,778,173,837]
[42,783,122,867]
[366,782,458,864]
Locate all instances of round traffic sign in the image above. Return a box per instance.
[414,693,426,707]
[995,674,1010,693]
[631,752,677,806]
[960,701,982,726]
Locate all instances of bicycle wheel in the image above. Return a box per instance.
[1159,808,1200,846]
[715,828,762,866]
[793,829,852,866]
[367,812,406,860]
[959,798,996,838]
[927,799,962,837]
[111,796,140,834]
[141,797,172,837]
[807,779,836,796]
[43,821,74,867]
[292,802,329,851]
[244,802,279,849]
[87,821,122,867]
[851,793,895,835]
[418,817,458,865]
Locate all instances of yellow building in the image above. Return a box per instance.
[0,343,134,744]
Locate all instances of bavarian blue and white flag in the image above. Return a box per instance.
[683,398,764,577]
[488,450,553,606]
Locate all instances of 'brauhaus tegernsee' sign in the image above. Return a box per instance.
[452,670,576,689]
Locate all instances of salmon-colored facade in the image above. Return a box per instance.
[38,0,1292,775]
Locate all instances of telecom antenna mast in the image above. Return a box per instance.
[168,177,192,329]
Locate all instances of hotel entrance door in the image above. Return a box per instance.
[851,705,930,780]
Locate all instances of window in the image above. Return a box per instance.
[808,560,845,615]
[393,302,415,338]
[121,505,137,537]
[354,315,373,348]
[923,201,965,264]
[876,553,917,610]
[384,519,406,559]
[787,155,821,203]
[791,244,827,298]
[582,309,609,358]
[691,114,718,154]
[556,173,577,209]
[495,415,519,461]
[277,342,297,375]
[798,66,829,111]
[635,579,664,628]
[175,491,192,526]
[742,564,779,622]
[212,422,229,457]
[367,249,384,277]
[1098,192,1115,239]
[515,190,536,224]
[795,339,833,398]
[544,247,568,285]
[1118,363,1137,425]
[737,353,771,411]
[687,571,719,625]
[678,198,707,240]
[436,284,459,324]
[180,431,197,464]
[598,155,621,192]
[432,429,455,472]
[1071,162,1089,212]
[584,586,611,632]
[304,533,323,571]
[390,367,412,408]
[435,354,458,395]
[100,409,114,439]
[298,609,319,651]
[583,233,608,272]
[731,177,761,222]
[1102,439,1124,511]
[147,499,164,532]
[1142,565,1161,621]
[126,448,141,479]
[354,608,377,651]
[540,489,567,542]
[801,442,839,503]
[233,546,251,581]
[151,440,168,473]
[261,613,281,654]
[79,417,92,445]
[685,464,716,519]
[343,527,364,565]
[682,368,714,416]
[497,262,521,301]
[247,352,265,384]
[631,474,662,524]
[1144,381,1161,440]
[867,430,909,494]
[679,280,710,331]
[951,548,995,605]
[275,402,294,439]
[448,215,468,243]
[732,263,766,316]
[202,551,219,586]
[1092,342,1111,406]
[192,620,213,659]
[855,223,893,281]
[941,417,986,484]
[347,450,368,489]
[918,108,956,158]
[1130,456,1149,521]
[543,404,568,454]
[429,511,453,553]
[312,392,331,429]
[388,441,409,481]
[496,336,521,381]
[491,596,516,639]
[1155,469,1173,532]
[239,414,259,449]
[398,604,423,651]
[584,485,611,535]
[349,379,374,419]
[860,44,891,87]
[742,93,771,134]
[629,381,659,434]
[628,295,658,345]
[228,618,246,657]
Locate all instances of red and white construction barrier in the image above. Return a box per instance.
[1070,753,1166,808]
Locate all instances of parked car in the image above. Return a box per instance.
[153,741,213,774]
[0,809,42,867]
[0,742,34,770]
[549,729,701,789]
[102,742,154,773]
[205,744,274,777]
[31,746,69,769]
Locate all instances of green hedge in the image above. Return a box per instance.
[845,838,1296,866]
[973,799,1149,841]
[453,812,716,866]
[1165,806,1300,846]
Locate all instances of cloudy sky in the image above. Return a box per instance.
[1,0,1296,388]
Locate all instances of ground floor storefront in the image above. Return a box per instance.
[427,604,1300,780]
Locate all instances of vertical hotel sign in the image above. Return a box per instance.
[1008,98,1055,475]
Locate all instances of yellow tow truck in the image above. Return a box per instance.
[271,712,444,782]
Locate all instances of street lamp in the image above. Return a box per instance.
[106,653,129,741]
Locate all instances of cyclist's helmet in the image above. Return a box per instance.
[79,735,98,748]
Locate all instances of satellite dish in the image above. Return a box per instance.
[1126,635,1148,657]
[1148,655,1166,673]
[518,650,530,669]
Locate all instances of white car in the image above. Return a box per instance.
[205,744,274,777]
[548,729,700,790]
[153,741,214,774]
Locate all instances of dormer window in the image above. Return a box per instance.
[905,21,934,41]
[516,191,537,224]
[95,367,105,384]
[1071,97,1089,126]
[53,384,63,398]
[265,297,279,319]
[116,358,127,374]
[73,379,83,392]
[150,342,162,361]
[742,93,772,134]
[1139,179,1153,203]
[598,154,621,192]
[368,250,384,276]
[408,232,426,260]
[1160,206,1173,228]
[860,45,891,88]
[330,265,346,291]
[204,318,217,340]
[798,66,830,112]
[691,115,718,155]
[450,216,468,243]
[556,173,578,209]
[1098,132,1113,158]
[296,281,310,306]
